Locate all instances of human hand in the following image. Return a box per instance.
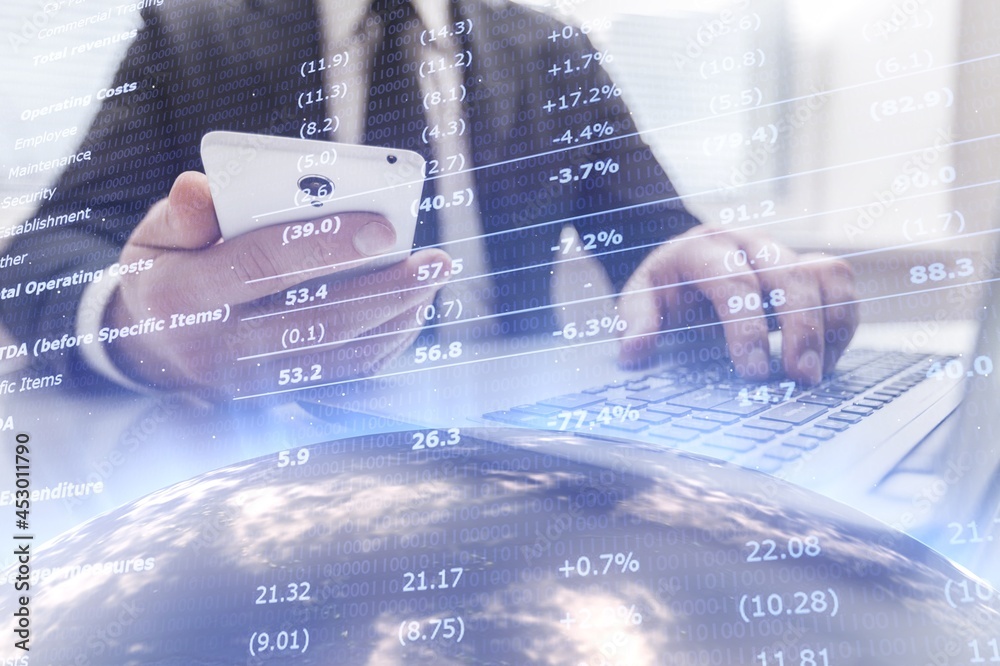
[617,226,858,384]
[103,171,449,398]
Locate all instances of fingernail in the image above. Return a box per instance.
[797,349,822,384]
[746,348,770,379]
[352,221,395,256]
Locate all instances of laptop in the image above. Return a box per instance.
[295,236,1000,542]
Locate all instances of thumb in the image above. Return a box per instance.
[617,269,665,365]
[128,171,221,251]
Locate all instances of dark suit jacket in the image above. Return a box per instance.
[1,0,699,385]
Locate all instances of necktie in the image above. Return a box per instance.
[364,0,438,250]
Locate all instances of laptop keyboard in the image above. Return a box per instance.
[482,350,948,473]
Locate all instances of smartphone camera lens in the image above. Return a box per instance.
[297,175,335,208]
[386,155,397,164]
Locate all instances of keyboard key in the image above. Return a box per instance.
[840,404,876,417]
[743,419,793,434]
[724,426,776,443]
[510,403,563,417]
[745,457,783,473]
[666,388,736,410]
[812,388,857,401]
[871,389,902,399]
[598,419,649,434]
[703,435,759,453]
[764,445,804,461]
[837,379,877,391]
[636,410,673,425]
[827,411,863,424]
[759,402,828,425]
[648,425,700,442]
[847,371,891,384]
[645,403,691,418]
[853,399,884,410]
[605,398,647,410]
[838,376,876,387]
[672,417,721,433]
[628,386,692,403]
[800,427,835,440]
[783,435,821,450]
[862,393,894,404]
[815,418,850,432]
[826,386,866,399]
[482,410,550,427]
[538,393,604,410]
[694,411,741,425]
[797,394,842,407]
[709,399,770,417]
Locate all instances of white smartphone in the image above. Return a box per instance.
[200,130,425,268]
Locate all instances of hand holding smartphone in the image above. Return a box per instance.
[200,131,426,274]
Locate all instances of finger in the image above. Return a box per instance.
[241,252,446,347]
[745,242,825,385]
[122,249,449,383]
[673,230,772,379]
[696,268,772,380]
[207,211,400,301]
[617,258,670,364]
[812,256,859,373]
[182,301,429,395]
[357,304,429,373]
[153,211,445,315]
[129,171,222,250]
[626,231,772,379]
[773,271,824,385]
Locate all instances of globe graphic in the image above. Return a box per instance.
[1,428,997,664]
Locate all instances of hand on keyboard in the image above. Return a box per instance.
[616,226,858,385]
[483,350,938,475]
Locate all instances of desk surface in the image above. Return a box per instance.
[0,321,982,550]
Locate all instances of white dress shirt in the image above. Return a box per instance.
[319,0,492,323]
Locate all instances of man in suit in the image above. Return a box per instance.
[0,0,857,399]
